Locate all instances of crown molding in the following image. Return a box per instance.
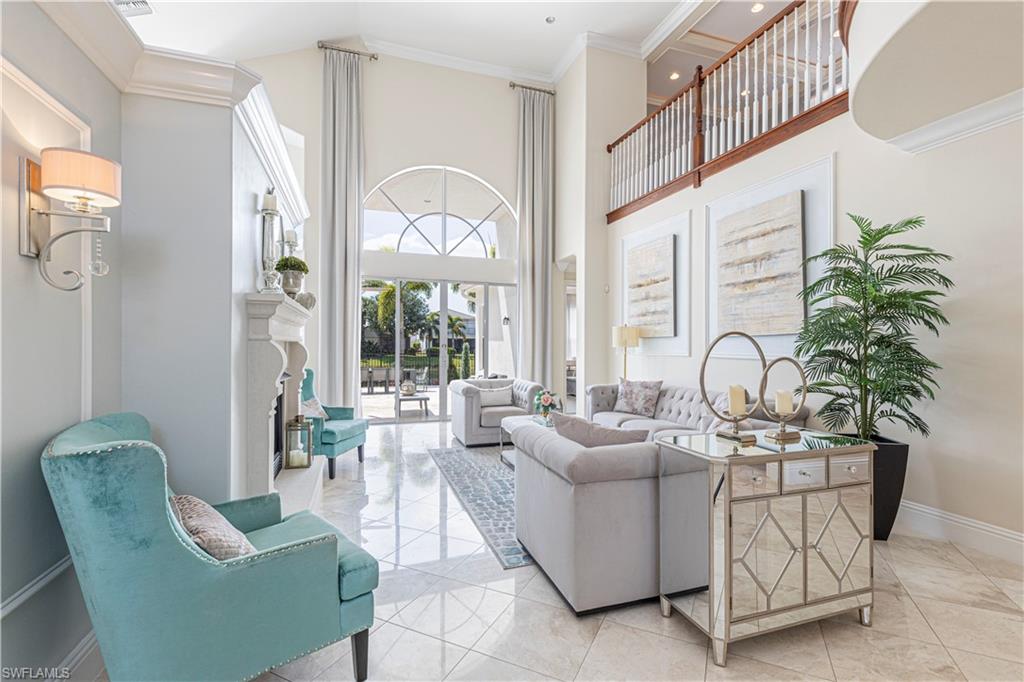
[363,37,553,87]
[642,0,710,58]
[38,0,260,107]
[551,32,644,85]
[236,84,311,229]
[885,88,1023,154]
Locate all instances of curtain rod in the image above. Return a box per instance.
[509,81,555,96]
[317,41,379,61]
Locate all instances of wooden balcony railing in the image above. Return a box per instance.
[607,0,850,222]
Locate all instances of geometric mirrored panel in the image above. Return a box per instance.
[806,486,871,601]
[731,495,803,619]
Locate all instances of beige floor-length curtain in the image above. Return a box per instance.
[516,88,554,388]
[320,51,364,407]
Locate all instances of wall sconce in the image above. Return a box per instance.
[19,148,121,291]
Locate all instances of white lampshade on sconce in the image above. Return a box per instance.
[19,147,121,291]
[40,148,121,211]
[612,325,641,379]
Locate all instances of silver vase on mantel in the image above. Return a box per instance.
[281,270,304,298]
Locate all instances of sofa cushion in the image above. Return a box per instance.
[512,427,659,485]
[551,412,649,448]
[478,386,513,407]
[612,379,663,418]
[480,405,528,427]
[246,510,378,600]
[322,419,367,444]
[591,411,640,428]
[647,428,702,441]
[620,419,683,436]
[171,495,257,560]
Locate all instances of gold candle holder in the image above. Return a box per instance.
[758,356,808,444]
[699,331,767,449]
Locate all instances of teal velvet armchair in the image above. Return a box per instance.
[301,369,368,479]
[41,413,377,681]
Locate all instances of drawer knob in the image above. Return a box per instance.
[846,465,857,474]
[799,470,810,477]
[752,476,763,483]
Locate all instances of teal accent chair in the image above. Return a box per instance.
[301,369,368,479]
[41,413,377,682]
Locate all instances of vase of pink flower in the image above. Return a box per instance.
[534,390,560,425]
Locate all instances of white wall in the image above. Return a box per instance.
[231,114,271,497]
[1,1,120,673]
[607,114,1024,536]
[121,94,236,503]
[243,46,521,378]
[553,48,646,410]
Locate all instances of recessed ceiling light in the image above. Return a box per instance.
[545,16,556,24]
[741,89,750,96]
[669,72,681,80]
[751,3,765,13]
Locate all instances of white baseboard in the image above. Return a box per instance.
[893,499,1024,565]
[50,629,103,682]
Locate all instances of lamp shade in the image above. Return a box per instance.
[612,325,641,348]
[40,147,121,208]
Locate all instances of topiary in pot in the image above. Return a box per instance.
[275,256,309,298]
[796,215,953,540]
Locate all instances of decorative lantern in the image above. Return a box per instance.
[284,416,313,469]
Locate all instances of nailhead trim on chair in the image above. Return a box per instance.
[243,621,374,681]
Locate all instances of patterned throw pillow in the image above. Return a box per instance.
[612,379,664,418]
[170,495,257,560]
[301,396,329,419]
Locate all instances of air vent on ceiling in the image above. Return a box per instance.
[115,0,153,18]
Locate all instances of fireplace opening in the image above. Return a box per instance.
[272,370,291,479]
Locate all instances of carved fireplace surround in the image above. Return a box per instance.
[245,293,321,510]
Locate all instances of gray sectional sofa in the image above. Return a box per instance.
[512,382,810,613]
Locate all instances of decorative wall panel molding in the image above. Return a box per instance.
[236,84,311,230]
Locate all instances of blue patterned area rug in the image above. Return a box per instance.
[427,447,533,569]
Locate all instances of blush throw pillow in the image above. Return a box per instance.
[612,379,664,418]
[551,412,649,448]
[478,386,513,407]
[171,494,257,560]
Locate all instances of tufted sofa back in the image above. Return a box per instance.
[651,386,730,430]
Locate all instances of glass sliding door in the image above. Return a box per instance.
[360,277,398,422]
[394,279,446,423]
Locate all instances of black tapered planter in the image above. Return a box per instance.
[868,435,909,541]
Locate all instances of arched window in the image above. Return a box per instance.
[363,166,517,265]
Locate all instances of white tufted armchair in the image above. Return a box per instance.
[449,378,543,446]
[585,383,810,439]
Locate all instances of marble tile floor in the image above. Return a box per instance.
[262,422,1023,682]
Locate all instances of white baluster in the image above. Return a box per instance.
[782,14,789,122]
[829,0,836,98]
[793,7,801,116]
[763,31,769,131]
[804,1,811,111]
[816,0,823,105]
[720,67,726,155]
[772,23,779,128]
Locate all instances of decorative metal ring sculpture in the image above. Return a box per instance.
[758,355,809,443]
[699,331,767,443]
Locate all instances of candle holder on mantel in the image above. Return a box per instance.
[758,356,808,444]
[699,331,766,447]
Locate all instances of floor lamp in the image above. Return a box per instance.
[612,325,641,379]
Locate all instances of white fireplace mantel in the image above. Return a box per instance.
[245,293,312,498]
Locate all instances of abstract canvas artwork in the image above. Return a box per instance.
[625,234,676,337]
[716,190,804,336]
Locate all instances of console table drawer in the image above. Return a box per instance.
[830,454,871,487]
[783,458,827,492]
[731,462,779,498]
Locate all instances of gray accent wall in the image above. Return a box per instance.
[1,0,122,673]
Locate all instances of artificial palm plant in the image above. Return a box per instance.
[795,215,953,441]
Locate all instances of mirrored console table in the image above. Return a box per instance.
[658,431,876,666]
